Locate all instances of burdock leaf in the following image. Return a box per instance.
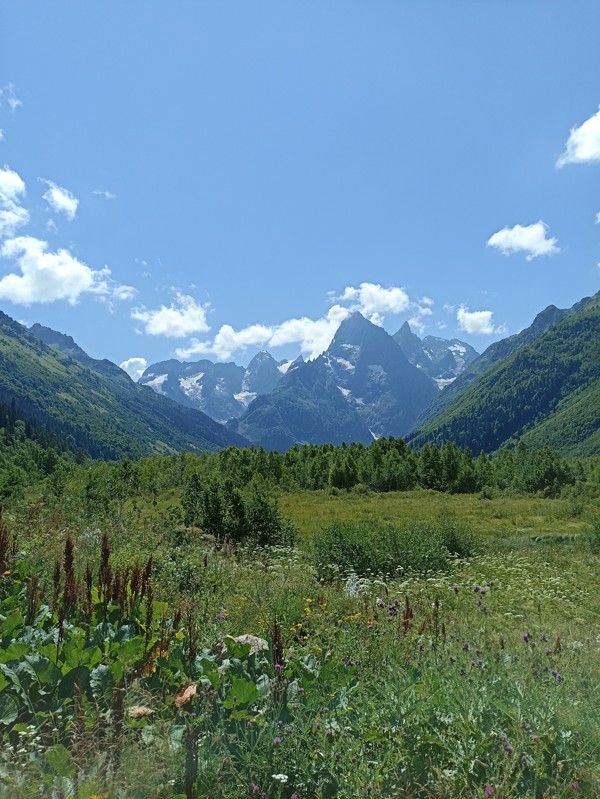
[0,694,18,725]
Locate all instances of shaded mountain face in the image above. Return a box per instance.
[410,297,591,433]
[409,292,600,456]
[393,322,478,387]
[5,315,247,459]
[232,312,438,450]
[139,351,291,423]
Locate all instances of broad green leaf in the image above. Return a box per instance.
[0,694,18,725]
[114,635,145,668]
[223,677,260,709]
[90,664,113,699]
[1,611,23,639]
[58,666,90,698]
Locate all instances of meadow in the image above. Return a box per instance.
[1,475,600,799]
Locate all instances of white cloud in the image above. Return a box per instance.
[557,107,600,167]
[408,306,433,335]
[486,221,559,260]
[41,179,79,220]
[457,305,505,336]
[112,284,137,301]
[92,189,116,200]
[0,84,22,112]
[175,282,421,362]
[337,282,410,317]
[0,130,4,142]
[596,212,600,224]
[0,166,29,239]
[419,296,434,306]
[0,235,113,304]
[120,356,147,381]
[132,293,210,337]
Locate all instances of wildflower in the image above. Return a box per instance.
[504,743,513,755]
[272,774,288,783]
[215,610,226,620]
[272,736,282,745]
[251,783,261,794]
[451,583,459,593]
[484,786,495,797]
[530,734,539,741]
[570,781,580,791]
[520,632,531,642]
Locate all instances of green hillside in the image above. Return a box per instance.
[0,311,248,460]
[409,293,600,455]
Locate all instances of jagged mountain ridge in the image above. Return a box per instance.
[139,351,296,423]
[393,322,478,388]
[230,312,438,450]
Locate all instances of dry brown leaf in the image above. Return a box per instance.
[128,705,155,719]
[174,683,197,708]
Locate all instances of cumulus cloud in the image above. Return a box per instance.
[112,284,137,301]
[120,356,147,381]
[408,306,433,335]
[596,212,600,224]
[41,179,79,220]
[336,282,410,317]
[0,166,29,239]
[92,189,116,200]
[175,282,423,362]
[486,221,559,260]
[0,84,22,112]
[131,293,210,337]
[0,235,114,304]
[0,130,4,142]
[557,107,600,167]
[456,305,504,336]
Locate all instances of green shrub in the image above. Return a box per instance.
[311,519,473,580]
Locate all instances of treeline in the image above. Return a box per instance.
[71,438,592,522]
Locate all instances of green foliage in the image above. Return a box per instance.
[412,294,600,456]
[311,517,475,580]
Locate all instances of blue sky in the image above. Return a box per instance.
[1,2,599,379]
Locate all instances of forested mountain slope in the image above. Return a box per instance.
[0,311,248,459]
[412,296,590,432]
[409,293,600,455]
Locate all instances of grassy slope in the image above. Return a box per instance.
[0,312,247,459]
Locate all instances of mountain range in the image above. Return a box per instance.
[0,289,596,459]
[138,351,298,423]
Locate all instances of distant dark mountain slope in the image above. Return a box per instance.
[0,313,247,459]
[409,293,600,455]
[232,312,437,450]
[412,297,589,432]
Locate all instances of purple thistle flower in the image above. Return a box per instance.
[484,786,495,797]
[272,736,281,745]
[570,781,580,791]
[451,583,459,593]
[504,743,514,755]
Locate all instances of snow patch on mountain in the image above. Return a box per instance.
[179,373,205,401]
[233,390,257,408]
[145,374,168,394]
